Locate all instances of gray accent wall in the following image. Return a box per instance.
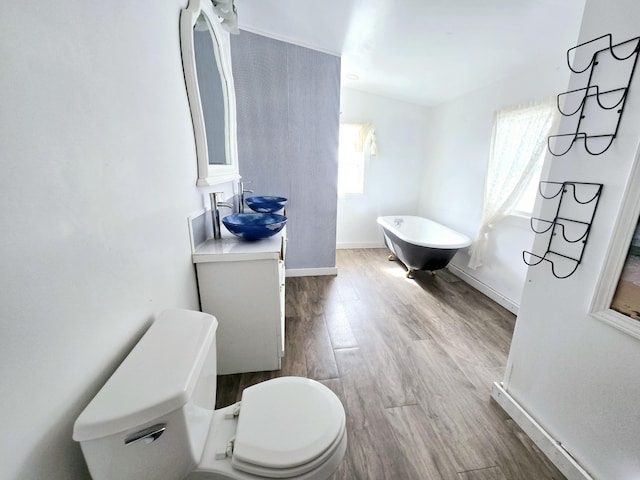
[231,31,340,270]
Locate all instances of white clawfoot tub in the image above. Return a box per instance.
[377,215,471,278]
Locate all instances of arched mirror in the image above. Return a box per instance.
[181,0,239,185]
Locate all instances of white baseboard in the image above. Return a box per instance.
[285,267,338,277]
[491,383,593,480]
[336,241,385,249]
[446,264,519,315]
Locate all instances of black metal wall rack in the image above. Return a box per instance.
[548,33,640,156]
[523,181,603,279]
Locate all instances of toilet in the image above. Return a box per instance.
[72,309,347,480]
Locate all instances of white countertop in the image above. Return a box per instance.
[192,229,285,263]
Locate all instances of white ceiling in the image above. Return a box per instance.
[235,0,586,106]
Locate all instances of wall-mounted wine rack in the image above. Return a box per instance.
[548,33,640,156]
[523,181,603,279]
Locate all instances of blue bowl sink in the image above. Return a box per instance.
[222,213,287,240]
[245,196,287,213]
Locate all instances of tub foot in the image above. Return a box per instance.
[406,269,415,279]
[430,270,437,276]
[388,254,396,261]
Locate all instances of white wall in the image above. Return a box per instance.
[0,1,221,477]
[418,60,578,309]
[504,0,640,478]
[337,88,430,248]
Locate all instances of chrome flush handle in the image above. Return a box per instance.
[124,424,167,446]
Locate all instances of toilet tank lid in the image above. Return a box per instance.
[73,309,217,442]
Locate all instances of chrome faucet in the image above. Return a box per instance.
[210,192,233,239]
[238,180,253,213]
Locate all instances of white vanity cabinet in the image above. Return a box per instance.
[193,231,286,375]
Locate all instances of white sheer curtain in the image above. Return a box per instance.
[354,123,378,155]
[338,123,377,195]
[468,99,556,269]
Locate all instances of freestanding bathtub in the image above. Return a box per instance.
[377,215,472,278]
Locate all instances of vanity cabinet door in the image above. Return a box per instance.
[196,257,283,375]
[278,259,285,356]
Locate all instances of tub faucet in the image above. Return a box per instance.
[210,192,233,239]
[238,180,253,213]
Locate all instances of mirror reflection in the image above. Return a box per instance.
[193,14,228,166]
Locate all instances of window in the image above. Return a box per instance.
[491,100,556,216]
[511,123,551,215]
[337,123,377,195]
[469,99,555,269]
[338,124,365,195]
[513,162,544,214]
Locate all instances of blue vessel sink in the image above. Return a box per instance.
[222,213,287,240]
[245,196,287,213]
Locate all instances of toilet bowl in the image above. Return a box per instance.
[72,309,347,480]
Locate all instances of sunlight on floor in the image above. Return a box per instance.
[384,266,407,278]
[382,262,420,283]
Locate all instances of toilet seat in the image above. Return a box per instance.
[231,377,346,478]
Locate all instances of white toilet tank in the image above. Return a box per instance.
[73,309,219,480]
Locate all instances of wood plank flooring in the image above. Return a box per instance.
[215,248,564,480]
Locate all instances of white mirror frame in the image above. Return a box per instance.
[590,142,640,340]
[180,0,239,186]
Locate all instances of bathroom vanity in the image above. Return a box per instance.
[193,230,286,374]
[182,0,286,375]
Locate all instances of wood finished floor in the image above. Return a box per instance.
[215,249,564,480]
